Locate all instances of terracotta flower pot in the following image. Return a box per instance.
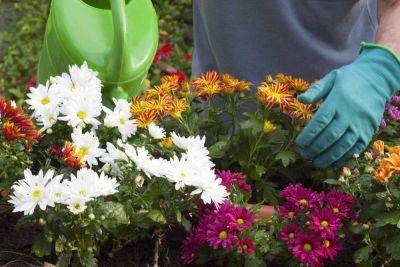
[247,204,276,221]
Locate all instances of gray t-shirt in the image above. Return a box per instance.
[192,0,377,84]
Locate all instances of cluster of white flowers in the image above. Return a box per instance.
[9,168,119,215]
[102,130,229,206]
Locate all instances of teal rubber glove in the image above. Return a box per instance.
[296,43,400,168]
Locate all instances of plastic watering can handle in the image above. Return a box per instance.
[108,0,127,84]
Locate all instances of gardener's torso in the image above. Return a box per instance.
[192,0,377,84]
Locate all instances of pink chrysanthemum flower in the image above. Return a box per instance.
[226,205,255,232]
[318,235,343,260]
[238,237,255,255]
[205,219,238,250]
[278,202,300,221]
[308,208,342,238]
[291,233,323,267]
[324,190,356,219]
[181,228,202,264]
[280,183,323,210]
[217,170,251,193]
[278,223,301,247]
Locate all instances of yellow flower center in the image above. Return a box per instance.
[321,220,329,228]
[78,146,89,157]
[299,199,308,206]
[180,172,187,178]
[73,202,81,210]
[242,245,248,250]
[119,118,126,125]
[288,211,295,218]
[333,207,339,214]
[303,243,312,252]
[41,97,51,105]
[288,233,295,239]
[323,240,330,248]
[54,192,61,198]
[32,189,42,199]
[79,189,87,197]
[77,111,87,120]
[237,218,244,225]
[219,231,227,239]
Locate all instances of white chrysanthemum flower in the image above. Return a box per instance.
[191,177,229,206]
[26,82,62,116]
[35,106,60,132]
[67,197,88,215]
[148,123,166,139]
[103,98,137,141]
[93,172,119,197]
[164,156,196,190]
[100,142,128,164]
[59,90,102,128]
[71,130,105,167]
[46,175,67,204]
[171,132,206,150]
[63,168,98,201]
[8,169,62,215]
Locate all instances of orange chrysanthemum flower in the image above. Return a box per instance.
[167,98,189,118]
[178,82,192,98]
[161,137,173,148]
[221,73,251,94]
[373,140,385,155]
[130,96,150,115]
[256,83,294,110]
[161,75,181,89]
[144,95,173,117]
[290,78,309,92]
[136,111,158,128]
[286,99,316,121]
[388,146,400,155]
[386,153,400,173]
[373,161,393,184]
[61,141,86,169]
[0,97,41,143]
[192,71,222,99]
[145,84,174,98]
[275,73,294,85]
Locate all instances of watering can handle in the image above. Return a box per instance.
[108,0,127,83]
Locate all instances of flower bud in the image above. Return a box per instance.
[88,213,95,220]
[102,163,110,173]
[342,167,351,177]
[38,218,46,226]
[364,152,373,160]
[338,176,345,183]
[135,175,145,188]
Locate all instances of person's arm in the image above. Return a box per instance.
[376,0,400,56]
[295,0,400,168]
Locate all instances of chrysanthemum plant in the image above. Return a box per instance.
[0,61,319,265]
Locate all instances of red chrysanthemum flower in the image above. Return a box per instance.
[278,202,300,221]
[280,183,323,210]
[226,205,255,232]
[238,237,255,255]
[170,70,187,84]
[318,235,343,261]
[205,219,238,250]
[0,97,41,143]
[25,75,37,91]
[308,207,342,238]
[278,223,301,247]
[61,141,86,169]
[181,228,202,264]
[217,170,251,193]
[184,52,192,62]
[291,233,323,267]
[324,190,356,220]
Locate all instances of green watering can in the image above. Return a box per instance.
[37,0,158,100]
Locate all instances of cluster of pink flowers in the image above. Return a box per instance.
[278,184,355,267]
[216,170,251,193]
[182,201,256,264]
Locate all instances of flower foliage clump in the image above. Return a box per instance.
[277,184,355,267]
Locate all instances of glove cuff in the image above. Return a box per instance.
[359,42,400,93]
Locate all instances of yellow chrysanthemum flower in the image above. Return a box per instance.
[263,120,277,133]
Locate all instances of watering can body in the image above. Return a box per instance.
[37,0,158,100]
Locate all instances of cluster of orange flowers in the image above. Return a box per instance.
[0,97,41,144]
[49,142,86,169]
[372,140,400,184]
[256,74,316,121]
[191,71,251,98]
[130,75,190,128]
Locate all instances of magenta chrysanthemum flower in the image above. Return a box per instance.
[278,202,300,221]
[217,170,251,193]
[324,190,355,219]
[278,223,300,247]
[181,228,202,264]
[226,205,255,232]
[205,219,238,250]
[308,208,342,238]
[318,235,343,260]
[280,183,323,210]
[238,237,255,255]
[291,233,323,267]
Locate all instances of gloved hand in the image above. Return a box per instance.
[296,43,400,168]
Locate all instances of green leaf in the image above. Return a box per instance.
[353,246,372,263]
[147,210,167,224]
[324,179,339,185]
[32,234,52,257]
[275,151,296,167]
[57,252,72,267]
[208,138,230,159]
[376,211,400,227]
[385,235,400,256]
[99,201,129,228]
[244,254,266,267]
